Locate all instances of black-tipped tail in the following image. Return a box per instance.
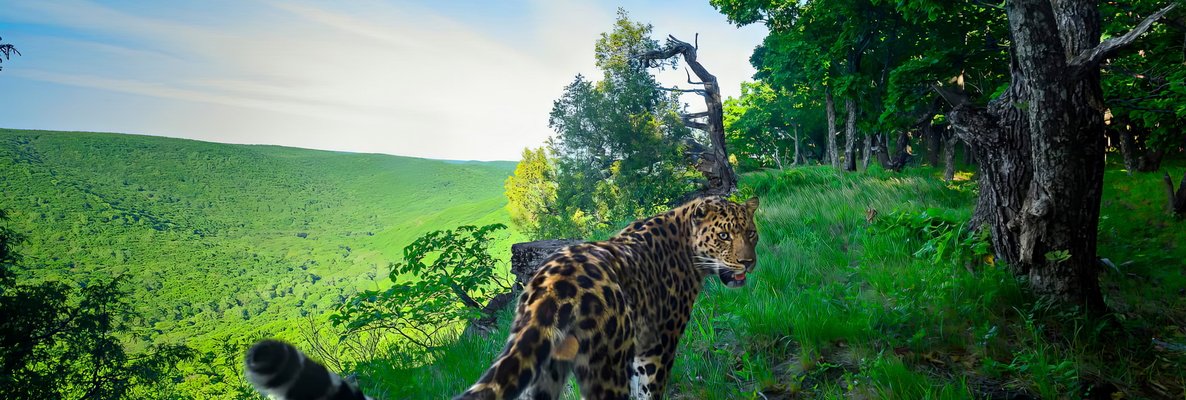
[245,339,370,400]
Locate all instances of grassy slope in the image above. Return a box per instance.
[0,129,524,354]
[374,164,1186,399]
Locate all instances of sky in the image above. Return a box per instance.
[0,0,767,161]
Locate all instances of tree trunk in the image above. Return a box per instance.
[862,132,874,170]
[844,98,858,171]
[872,133,889,169]
[826,88,839,169]
[926,123,941,167]
[943,0,1173,313]
[1115,117,1166,172]
[1116,122,1140,173]
[793,124,801,167]
[1166,172,1186,216]
[942,128,958,182]
[887,130,912,172]
[638,35,738,196]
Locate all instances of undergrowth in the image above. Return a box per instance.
[352,164,1186,399]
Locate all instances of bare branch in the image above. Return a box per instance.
[931,83,974,108]
[682,111,710,119]
[683,121,709,131]
[659,86,708,96]
[685,68,705,85]
[1069,3,1177,75]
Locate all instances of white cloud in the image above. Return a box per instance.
[0,0,765,161]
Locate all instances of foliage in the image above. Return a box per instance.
[540,10,697,237]
[723,81,810,170]
[332,224,511,349]
[395,165,1186,398]
[874,207,992,269]
[1101,2,1186,154]
[0,128,524,396]
[504,147,564,240]
[0,210,195,399]
[713,0,1012,170]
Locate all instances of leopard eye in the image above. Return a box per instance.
[748,231,757,239]
[718,232,730,240]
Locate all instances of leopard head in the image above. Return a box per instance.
[689,196,759,288]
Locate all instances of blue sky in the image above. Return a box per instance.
[0,0,766,161]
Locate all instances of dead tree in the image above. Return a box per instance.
[0,36,20,72]
[638,34,737,196]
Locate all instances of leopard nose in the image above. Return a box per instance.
[740,259,755,271]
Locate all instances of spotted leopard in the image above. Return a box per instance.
[244,195,759,400]
[455,195,759,399]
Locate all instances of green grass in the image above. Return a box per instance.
[0,128,524,397]
[380,163,1186,399]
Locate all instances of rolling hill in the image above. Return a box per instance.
[0,128,524,352]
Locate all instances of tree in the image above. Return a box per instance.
[545,9,696,236]
[505,147,559,239]
[944,0,1176,312]
[332,224,512,349]
[1101,1,1186,172]
[724,81,824,170]
[638,34,739,195]
[0,210,194,399]
[0,36,18,71]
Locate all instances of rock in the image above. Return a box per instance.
[464,239,583,337]
[510,239,584,291]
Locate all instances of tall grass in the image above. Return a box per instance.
[357,164,1186,399]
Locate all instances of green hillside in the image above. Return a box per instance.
[0,128,523,352]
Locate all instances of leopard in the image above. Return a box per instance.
[242,195,759,400]
[455,195,760,400]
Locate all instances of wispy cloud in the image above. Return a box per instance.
[0,0,764,160]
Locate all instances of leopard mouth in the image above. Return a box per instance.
[718,269,747,288]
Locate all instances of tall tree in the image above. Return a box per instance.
[546,9,695,235]
[504,147,559,239]
[944,1,1176,312]
[638,34,738,195]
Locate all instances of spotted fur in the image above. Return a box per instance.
[456,196,760,400]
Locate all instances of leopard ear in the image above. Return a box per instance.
[693,199,709,219]
[693,197,719,219]
[745,197,759,213]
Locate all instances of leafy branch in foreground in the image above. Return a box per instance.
[332,224,512,349]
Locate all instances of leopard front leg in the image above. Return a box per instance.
[630,330,683,399]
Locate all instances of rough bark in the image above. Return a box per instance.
[639,35,737,196]
[826,88,839,169]
[509,239,584,291]
[941,0,1172,313]
[844,98,858,171]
